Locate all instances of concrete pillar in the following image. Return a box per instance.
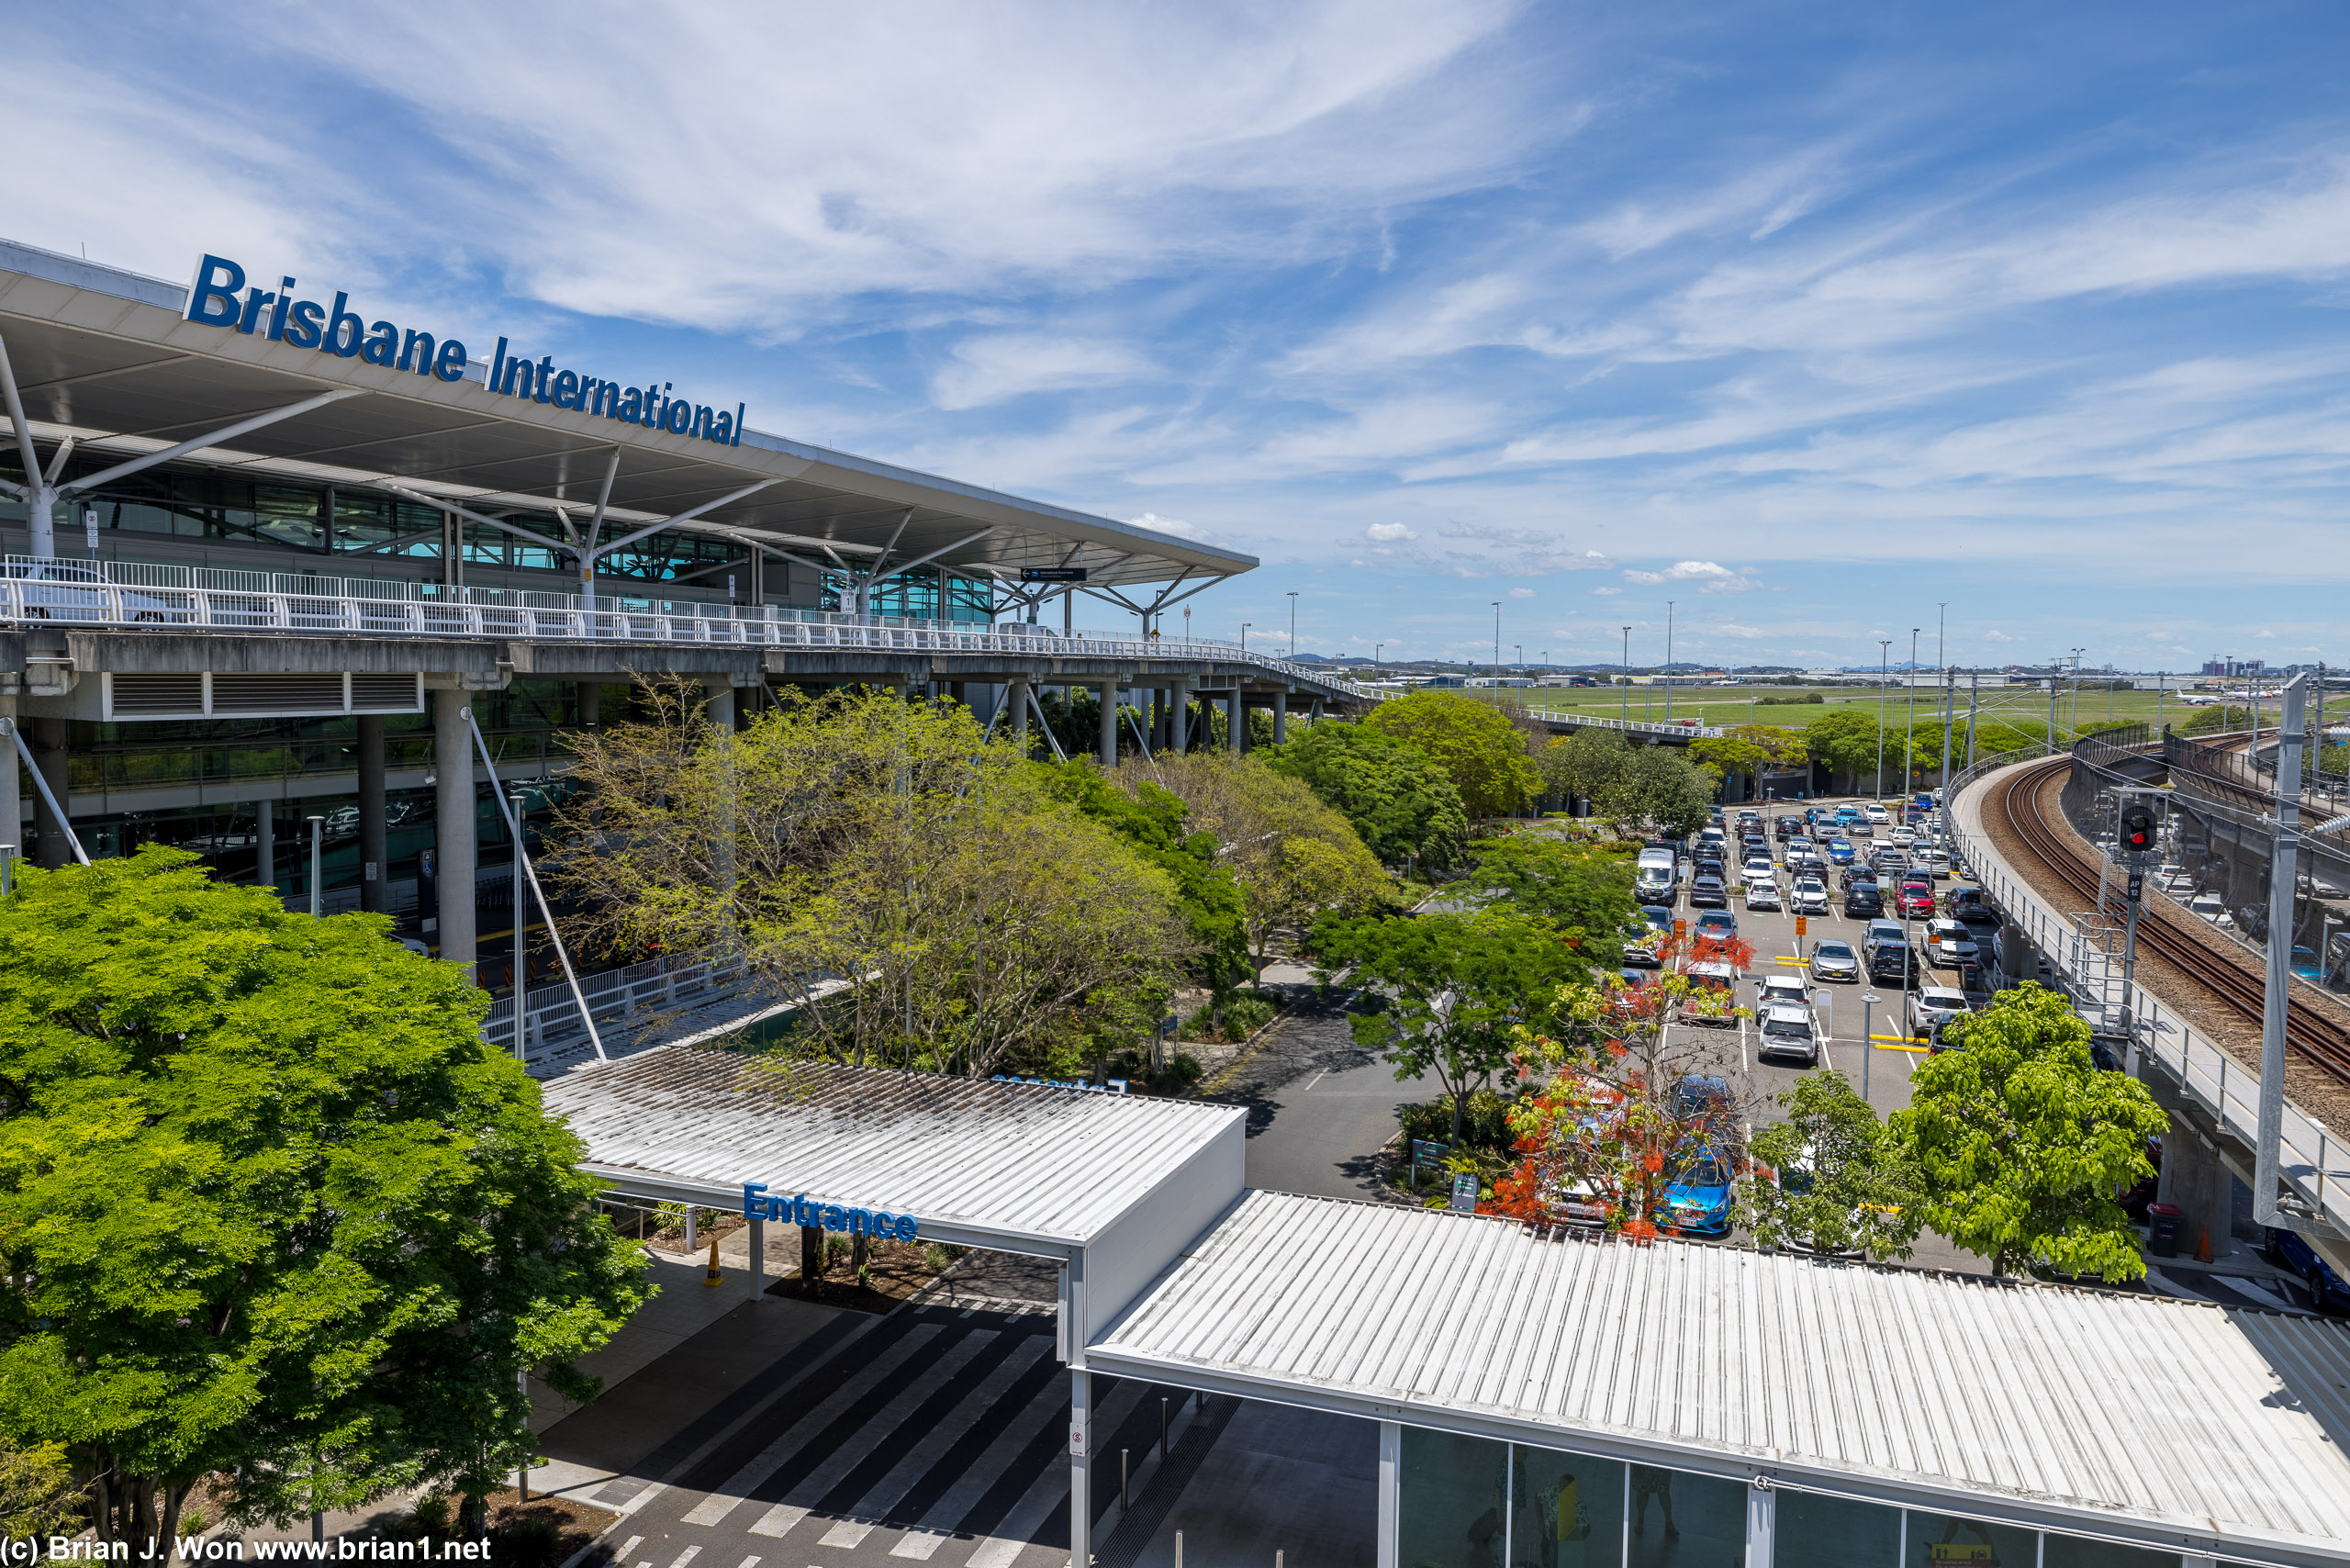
[0,702,18,864]
[433,689,476,978]
[1010,680,1031,747]
[1171,684,1190,753]
[577,680,600,730]
[358,715,387,913]
[1273,689,1288,744]
[949,680,968,709]
[1149,689,1167,754]
[704,679,736,733]
[1227,693,1243,754]
[1097,681,1118,767]
[256,800,275,893]
[1069,1368,1093,1568]
[29,719,69,869]
[2155,1125,2233,1260]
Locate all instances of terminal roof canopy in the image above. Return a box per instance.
[540,1049,1245,1256]
[1090,1191,2350,1562]
[0,238,1248,592]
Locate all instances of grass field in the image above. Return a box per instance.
[1471,682,2241,738]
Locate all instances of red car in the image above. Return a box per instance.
[1898,879,1935,918]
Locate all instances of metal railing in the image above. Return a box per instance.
[1516,705,1727,740]
[486,951,750,1066]
[0,554,1377,700]
[1945,752,2348,1238]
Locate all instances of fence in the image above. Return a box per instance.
[0,554,1374,701]
[1945,751,2348,1238]
[483,951,753,1067]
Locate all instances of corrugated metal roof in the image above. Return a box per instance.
[1089,1190,2350,1559]
[539,1049,1244,1250]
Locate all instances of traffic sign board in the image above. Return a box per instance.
[1796,915,1808,937]
[1022,566,1088,583]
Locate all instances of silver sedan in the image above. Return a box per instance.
[1808,939,1861,982]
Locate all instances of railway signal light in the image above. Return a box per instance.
[2120,801,2157,855]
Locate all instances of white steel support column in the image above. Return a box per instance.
[1376,1422,1401,1568]
[1745,1483,1776,1566]
[1098,682,1118,767]
[433,689,476,979]
[1069,1367,1092,1568]
[2256,674,2310,1229]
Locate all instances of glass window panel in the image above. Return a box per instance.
[1401,1428,1510,1568]
[1907,1511,2038,1568]
[332,491,443,559]
[1516,1448,1625,1568]
[2040,1535,2178,1567]
[1628,1466,1745,1568]
[463,521,509,567]
[1775,1491,1899,1568]
[252,484,326,550]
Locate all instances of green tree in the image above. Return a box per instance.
[2181,704,2255,735]
[1740,1071,1921,1260]
[1041,764,1251,992]
[1262,721,1470,869]
[0,849,651,1549]
[1318,909,1591,1143]
[1802,709,1886,790]
[1360,691,1541,821]
[1692,723,1808,798]
[1888,985,2167,1280]
[1458,834,1639,969]
[0,1441,81,1545]
[1533,730,1711,836]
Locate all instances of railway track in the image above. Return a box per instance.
[1995,753,2350,1084]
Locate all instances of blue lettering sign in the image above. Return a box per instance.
[738,1181,919,1240]
[181,251,740,424]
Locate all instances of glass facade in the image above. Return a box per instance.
[1394,1428,2192,1568]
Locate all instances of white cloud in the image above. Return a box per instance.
[1621,560,1760,593]
[1125,511,1205,541]
[933,336,1157,409]
[1983,630,2019,643]
[1508,587,1535,598]
[1366,522,1418,542]
[1591,586,1622,596]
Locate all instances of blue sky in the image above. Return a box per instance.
[10,2,2350,670]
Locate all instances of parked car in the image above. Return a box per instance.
[1627,905,1673,968]
[1834,805,1860,827]
[1923,918,1979,966]
[1757,974,1809,1011]
[1910,846,1952,879]
[1888,825,1918,848]
[1897,879,1936,919]
[1827,838,1856,865]
[1848,818,1874,838]
[1843,881,1884,918]
[1809,938,1861,982]
[1744,877,1782,913]
[2188,891,2234,928]
[1944,885,1991,922]
[1774,815,1801,841]
[1689,872,1729,909]
[1864,804,1890,824]
[1867,937,1915,984]
[1662,1145,1735,1235]
[1694,910,1740,943]
[1909,986,1972,1042]
[1756,1001,1821,1067]
[1792,876,1830,914]
[2268,1227,2350,1314]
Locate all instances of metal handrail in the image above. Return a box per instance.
[0,555,1379,700]
[1944,752,2345,1237]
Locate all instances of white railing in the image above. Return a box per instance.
[1946,753,2348,1238]
[1519,705,1727,740]
[0,555,1377,700]
[486,951,750,1064]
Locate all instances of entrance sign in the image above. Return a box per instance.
[740,1182,920,1240]
[1449,1173,1480,1213]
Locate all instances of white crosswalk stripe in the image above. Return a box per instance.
[683,1324,945,1527]
[883,1361,1072,1544]
[743,1332,996,1538]
[955,1377,1153,1568]
[852,1337,1053,1531]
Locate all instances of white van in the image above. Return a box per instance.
[1636,847,1677,901]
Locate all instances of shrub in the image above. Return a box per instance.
[1222,992,1277,1036]
[1399,1089,1516,1153]
[488,1510,565,1568]
[412,1496,452,1535]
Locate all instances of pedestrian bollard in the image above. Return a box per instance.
[1276,1551,1283,1568]
[1174,1533,1182,1568]
[1121,1449,1130,1508]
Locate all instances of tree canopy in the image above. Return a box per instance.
[1360,691,1541,820]
[1740,1070,1920,1260]
[1691,723,1808,796]
[1534,730,1712,836]
[547,684,1193,1077]
[1888,984,2166,1279]
[1261,721,1470,869]
[0,849,648,1547]
[1319,908,1591,1143]
[1457,834,1639,969]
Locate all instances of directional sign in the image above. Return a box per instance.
[1022,567,1089,583]
[1796,915,1808,937]
[1449,1173,1480,1213]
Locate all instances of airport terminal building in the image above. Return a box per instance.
[0,238,1370,1051]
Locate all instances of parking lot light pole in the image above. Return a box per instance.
[1877,640,1891,799]
[1621,627,1631,722]
[1665,600,1675,725]
[1906,627,1919,790]
[1861,991,1880,1102]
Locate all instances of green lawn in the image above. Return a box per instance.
[1473,682,2216,737]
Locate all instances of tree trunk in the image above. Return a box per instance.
[851,1231,869,1287]
[458,1490,487,1542]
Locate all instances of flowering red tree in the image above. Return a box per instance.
[1488,934,1755,1238]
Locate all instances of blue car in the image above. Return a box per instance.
[1827,839,1855,865]
[1662,1147,1734,1235]
[2268,1228,2350,1314]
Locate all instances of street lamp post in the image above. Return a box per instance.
[1621,626,1631,722]
[1374,643,1382,680]
[1240,622,1250,652]
[1287,591,1298,655]
[1492,602,1502,685]
[1861,991,1881,1103]
[1515,644,1523,683]
[1906,627,1919,791]
[511,790,532,1061]
[1665,599,1675,724]
[2071,648,2086,744]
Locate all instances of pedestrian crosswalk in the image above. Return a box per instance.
[618,1304,1194,1568]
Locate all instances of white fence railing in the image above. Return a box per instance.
[486,951,752,1066]
[1946,752,2348,1238]
[1520,706,1727,740]
[0,555,1376,701]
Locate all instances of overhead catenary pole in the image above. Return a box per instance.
[1966,671,1979,773]
[1905,627,1919,790]
[1877,640,1891,798]
[2255,674,2311,1230]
